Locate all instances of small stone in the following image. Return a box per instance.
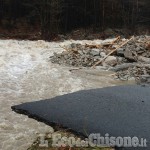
[78,50,83,55]
[83,50,88,54]
[100,52,106,58]
[128,77,135,81]
[117,57,123,62]
[94,56,101,61]
[104,56,117,66]
[124,50,137,61]
[94,56,101,59]
[135,47,141,52]
[61,51,69,56]
[117,48,124,57]
[64,55,69,59]
[90,49,100,56]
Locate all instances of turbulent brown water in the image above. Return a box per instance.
[0,39,135,150]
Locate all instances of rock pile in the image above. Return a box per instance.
[50,43,112,67]
[115,65,150,83]
[50,35,150,84]
[51,36,149,67]
[117,36,150,62]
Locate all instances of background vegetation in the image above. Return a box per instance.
[0,0,150,39]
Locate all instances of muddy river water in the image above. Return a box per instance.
[0,39,135,150]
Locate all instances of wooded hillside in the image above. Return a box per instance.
[0,0,149,39]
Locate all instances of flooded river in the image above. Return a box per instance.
[0,39,135,150]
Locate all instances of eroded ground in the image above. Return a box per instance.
[0,39,135,150]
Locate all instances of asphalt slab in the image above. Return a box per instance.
[12,85,150,149]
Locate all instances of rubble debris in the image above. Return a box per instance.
[51,44,103,67]
[50,35,150,84]
[115,65,150,84]
[92,36,134,67]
